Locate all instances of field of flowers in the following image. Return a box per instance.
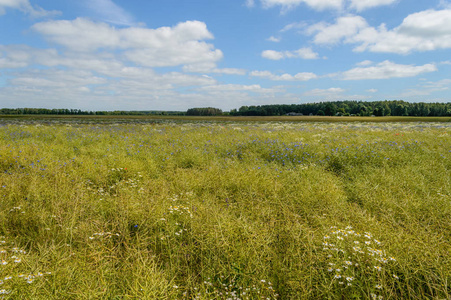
[0,119,449,299]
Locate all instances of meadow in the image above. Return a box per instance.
[0,118,449,299]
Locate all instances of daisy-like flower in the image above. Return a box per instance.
[344,261,352,266]
[393,274,399,279]
[375,284,382,289]
[374,266,382,272]
[346,277,354,282]
[334,275,342,279]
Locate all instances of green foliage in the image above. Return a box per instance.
[231,100,451,117]
[186,107,223,116]
[0,120,449,299]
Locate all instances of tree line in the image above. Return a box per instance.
[1,100,450,117]
[229,100,451,117]
[0,108,184,116]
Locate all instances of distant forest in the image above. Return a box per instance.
[0,108,184,116]
[229,100,451,117]
[1,100,450,117]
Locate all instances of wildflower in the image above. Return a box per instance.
[374,266,382,272]
[375,284,382,289]
[344,261,352,266]
[334,275,342,279]
[337,236,344,240]
[346,277,354,282]
[393,274,399,279]
[327,268,333,272]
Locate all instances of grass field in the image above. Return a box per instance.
[0,118,449,299]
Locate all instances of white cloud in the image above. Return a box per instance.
[85,0,135,26]
[183,64,246,75]
[366,88,378,93]
[306,15,368,45]
[262,47,319,60]
[245,0,256,7]
[198,84,277,93]
[251,70,317,81]
[339,60,437,80]
[280,22,306,32]
[261,50,284,60]
[261,0,343,12]
[302,87,368,101]
[398,79,451,98]
[348,0,397,12]
[306,9,451,54]
[356,60,373,66]
[353,9,451,54]
[0,0,60,17]
[304,87,345,96]
[32,18,223,69]
[267,36,281,42]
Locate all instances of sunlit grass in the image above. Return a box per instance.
[0,120,449,299]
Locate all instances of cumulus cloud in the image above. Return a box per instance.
[261,47,319,60]
[0,0,60,17]
[250,70,317,81]
[339,60,437,80]
[306,15,368,45]
[307,9,451,54]
[32,18,223,68]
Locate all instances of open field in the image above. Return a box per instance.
[0,119,450,299]
[1,115,451,123]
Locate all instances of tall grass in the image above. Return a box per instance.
[0,121,449,299]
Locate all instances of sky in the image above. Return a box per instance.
[0,0,450,111]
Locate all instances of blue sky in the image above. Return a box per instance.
[0,0,450,111]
